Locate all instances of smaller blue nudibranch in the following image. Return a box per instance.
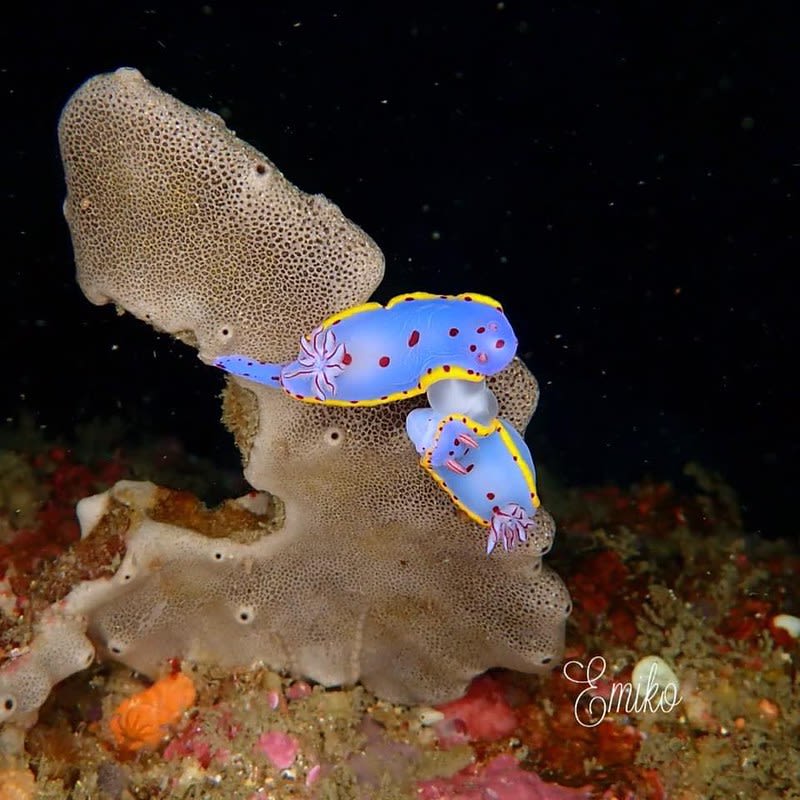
[214,292,517,405]
[418,412,540,553]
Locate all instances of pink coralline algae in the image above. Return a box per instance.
[417,755,592,800]
[254,731,300,769]
[285,680,313,700]
[435,674,518,743]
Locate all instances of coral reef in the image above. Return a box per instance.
[2,66,796,799]
[0,428,797,798]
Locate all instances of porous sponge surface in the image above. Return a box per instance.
[59,68,384,363]
[67,475,568,705]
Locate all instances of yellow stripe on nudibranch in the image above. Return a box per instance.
[385,291,505,311]
[317,291,505,332]
[496,422,541,509]
[385,291,444,307]
[289,362,487,408]
[317,300,383,331]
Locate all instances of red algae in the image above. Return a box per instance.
[435,674,518,742]
[253,730,299,769]
[0,447,127,589]
[566,550,646,649]
[418,755,592,800]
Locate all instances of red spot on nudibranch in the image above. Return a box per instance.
[408,330,420,347]
[495,339,505,348]
[476,326,486,334]
[342,352,353,365]
[466,464,475,472]
[464,296,473,301]
[449,328,459,337]
[379,356,391,367]
[443,365,451,372]
[486,492,495,500]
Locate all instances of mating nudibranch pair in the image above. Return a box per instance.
[215,292,540,555]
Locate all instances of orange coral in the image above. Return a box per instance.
[109,672,196,752]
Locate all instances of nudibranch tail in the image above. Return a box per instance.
[406,408,439,455]
[213,356,282,386]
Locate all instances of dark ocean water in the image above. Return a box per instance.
[1,3,796,540]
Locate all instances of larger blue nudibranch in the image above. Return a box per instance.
[214,292,517,405]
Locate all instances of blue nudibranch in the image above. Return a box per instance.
[215,292,517,405]
[215,291,540,555]
[408,408,540,554]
